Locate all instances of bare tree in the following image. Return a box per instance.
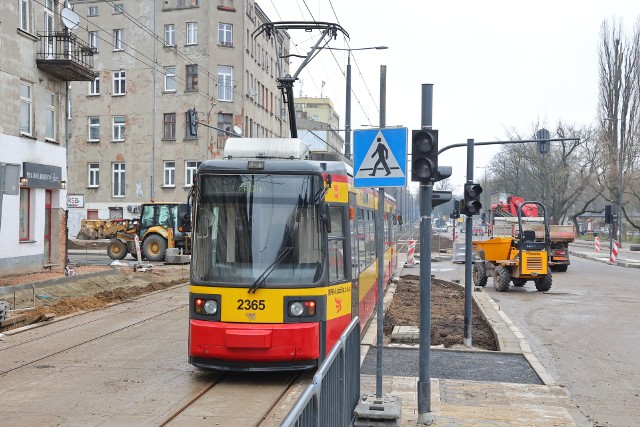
[597,18,640,236]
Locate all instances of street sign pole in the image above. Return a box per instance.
[464,139,474,347]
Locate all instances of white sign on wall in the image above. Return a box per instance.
[66,194,85,208]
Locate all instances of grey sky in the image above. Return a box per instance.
[257,1,639,191]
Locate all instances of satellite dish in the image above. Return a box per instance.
[233,126,243,136]
[61,8,80,30]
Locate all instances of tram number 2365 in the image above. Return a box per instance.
[237,299,266,310]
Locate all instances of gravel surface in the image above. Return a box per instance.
[361,347,543,384]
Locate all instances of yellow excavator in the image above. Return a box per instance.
[107,202,191,262]
[472,201,552,292]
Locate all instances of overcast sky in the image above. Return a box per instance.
[257,1,639,192]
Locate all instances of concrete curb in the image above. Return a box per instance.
[569,249,640,268]
[0,269,119,296]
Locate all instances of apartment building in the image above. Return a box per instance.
[66,0,290,236]
[294,97,345,158]
[0,0,96,274]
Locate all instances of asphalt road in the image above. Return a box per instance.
[435,253,640,427]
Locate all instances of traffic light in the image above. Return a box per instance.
[432,190,452,207]
[187,108,198,137]
[461,183,482,216]
[411,129,438,182]
[450,199,460,219]
[604,204,613,224]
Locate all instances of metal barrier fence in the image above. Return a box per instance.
[282,317,361,427]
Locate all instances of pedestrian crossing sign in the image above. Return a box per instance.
[353,127,407,188]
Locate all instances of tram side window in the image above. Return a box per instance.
[356,208,367,270]
[328,206,346,283]
[367,210,375,263]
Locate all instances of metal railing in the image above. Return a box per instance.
[282,317,361,427]
[36,30,96,77]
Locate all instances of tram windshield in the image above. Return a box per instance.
[192,173,325,285]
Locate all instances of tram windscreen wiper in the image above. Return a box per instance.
[248,246,293,294]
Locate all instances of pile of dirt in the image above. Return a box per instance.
[0,265,112,287]
[384,274,497,351]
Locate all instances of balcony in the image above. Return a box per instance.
[36,30,98,81]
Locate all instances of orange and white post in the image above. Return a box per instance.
[407,240,415,265]
[610,241,619,264]
[594,236,600,253]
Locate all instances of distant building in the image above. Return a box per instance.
[295,97,345,158]
[66,0,290,236]
[0,0,96,274]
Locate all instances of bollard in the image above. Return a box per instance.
[610,241,619,264]
[407,240,415,265]
[595,236,600,253]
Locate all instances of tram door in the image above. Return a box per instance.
[349,193,359,318]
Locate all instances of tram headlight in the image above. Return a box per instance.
[194,298,218,315]
[289,302,305,317]
[288,300,316,317]
[204,300,218,315]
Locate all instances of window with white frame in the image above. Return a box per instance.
[88,163,100,187]
[218,23,232,46]
[89,75,100,95]
[44,2,55,58]
[113,3,124,13]
[89,31,98,52]
[20,82,32,135]
[163,161,176,187]
[19,0,30,32]
[217,66,233,101]
[112,163,125,197]
[88,117,100,141]
[88,5,98,16]
[163,113,176,140]
[164,66,176,91]
[113,29,123,50]
[164,24,175,46]
[20,188,31,241]
[113,70,126,95]
[186,65,198,90]
[185,161,202,186]
[45,91,55,141]
[112,116,125,141]
[186,22,198,45]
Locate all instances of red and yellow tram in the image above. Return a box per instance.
[188,138,398,371]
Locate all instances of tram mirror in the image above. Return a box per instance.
[322,204,332,233]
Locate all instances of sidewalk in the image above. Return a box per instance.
[359,252,588,426]
[570,239,640,268]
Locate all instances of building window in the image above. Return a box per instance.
[88,5,98,16]
[19,188,31,241]
[217,66,233,101]
[89,31,99,52]
[164,66,176,91]
[88,117,100,141]
[113,70,126,95]
[185,161,202,186]
[113,3,124,14]
[186,65,198,90]
[163,113,176,140]
[45,91,55,141]
[88,163,100,187]
[163,161,175,187]
[218,23,232,46]
[20,82,32,136]
[112,116,125,141]
[112,163,125,197]
[113,29,123,51]
[164,24,175,46]
[19,0,30,32]
[178,0,200,8]
[186,22,198,45]
[89,75,100,95]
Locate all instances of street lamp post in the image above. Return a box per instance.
[325,46,388,160]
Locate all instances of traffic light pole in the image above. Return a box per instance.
[417,83,434,425]
[464,139,474,347]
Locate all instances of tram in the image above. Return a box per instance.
[188,138,398,371]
